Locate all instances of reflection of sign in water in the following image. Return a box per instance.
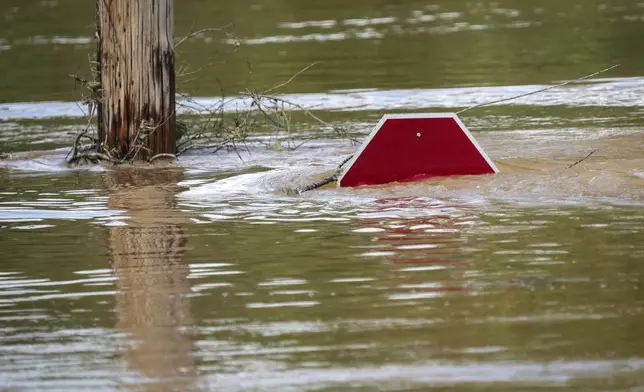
[338,113,498,187]
[360,197,479,294]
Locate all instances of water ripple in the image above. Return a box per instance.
[2,77,642,121]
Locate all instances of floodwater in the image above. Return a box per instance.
[2,1,644,391]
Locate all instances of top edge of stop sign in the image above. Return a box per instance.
[337,113,499,188]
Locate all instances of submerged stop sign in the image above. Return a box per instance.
[337,113,498,188]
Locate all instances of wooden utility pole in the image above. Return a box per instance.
[97,0,176,160]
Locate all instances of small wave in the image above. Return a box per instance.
[1,77,642,121]
[207,359,644,391]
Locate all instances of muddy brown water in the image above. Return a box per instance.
[2,1,644,391]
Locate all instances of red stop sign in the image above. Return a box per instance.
[338,113,498,188]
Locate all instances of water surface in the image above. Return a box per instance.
[1,0,644,391]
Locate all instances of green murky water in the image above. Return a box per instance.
[2,1,644,391]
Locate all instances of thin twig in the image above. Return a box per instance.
[244,91,357,143]
[66,105,96,162]
[175,25,231,48]
[173,60,356,158]
[291,154,354,194]
[567,149,596,169]
[457,64,620,114]
[148,153,177,163]
[177,139,232,156]
[68,152,120,165]
[261,61,320,94]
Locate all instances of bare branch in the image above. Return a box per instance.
[175,25,231,48]
[66,105,96,163]
[67,152,120,165]
[289,154,354,194]
[148,153,177,163]
[568,150,596,169]
[458,64,620,114]
[261,61,320,94]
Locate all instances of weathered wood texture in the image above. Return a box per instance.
[97,0,176,159]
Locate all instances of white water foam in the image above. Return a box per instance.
[1,77,642,121]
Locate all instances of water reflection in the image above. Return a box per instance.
[354,197,476,302]
[107,168,196,391]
